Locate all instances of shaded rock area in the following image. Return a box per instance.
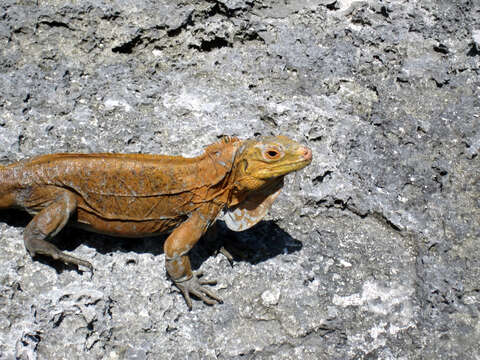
[0,0,479,358]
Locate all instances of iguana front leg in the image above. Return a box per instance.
[164,209,222,309]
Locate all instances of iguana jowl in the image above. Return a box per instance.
[0,135,312,308]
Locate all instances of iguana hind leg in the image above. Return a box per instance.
[23,188,92,270]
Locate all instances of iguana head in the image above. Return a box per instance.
[233,135,312,192]
[224,135,312,231]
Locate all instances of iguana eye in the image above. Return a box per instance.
[264,149,281,160]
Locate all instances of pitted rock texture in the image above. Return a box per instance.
[0,0,479,359]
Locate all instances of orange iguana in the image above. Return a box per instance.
[0,135,312,308]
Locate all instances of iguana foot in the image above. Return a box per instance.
[215,238,251,263]
[174,271,223,310]
[26,234,93,272]
[56,252,94,272]
[216,246,234,266]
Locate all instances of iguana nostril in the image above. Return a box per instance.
[300,147,312,161]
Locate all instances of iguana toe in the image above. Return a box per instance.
[174,272,222,310]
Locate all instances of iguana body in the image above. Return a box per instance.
[0,136,312,308]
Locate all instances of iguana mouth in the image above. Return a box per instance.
[256,158,311,178]
[276,159,311,171]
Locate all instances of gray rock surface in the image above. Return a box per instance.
[0,0,479,358]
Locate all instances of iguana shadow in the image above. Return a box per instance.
[0,210,302,272]
[191,220,303,269]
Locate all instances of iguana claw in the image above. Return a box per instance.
[174,271,223,310]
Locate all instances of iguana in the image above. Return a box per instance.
[0,135,312,308]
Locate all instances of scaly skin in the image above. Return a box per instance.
[0,135,312,309]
